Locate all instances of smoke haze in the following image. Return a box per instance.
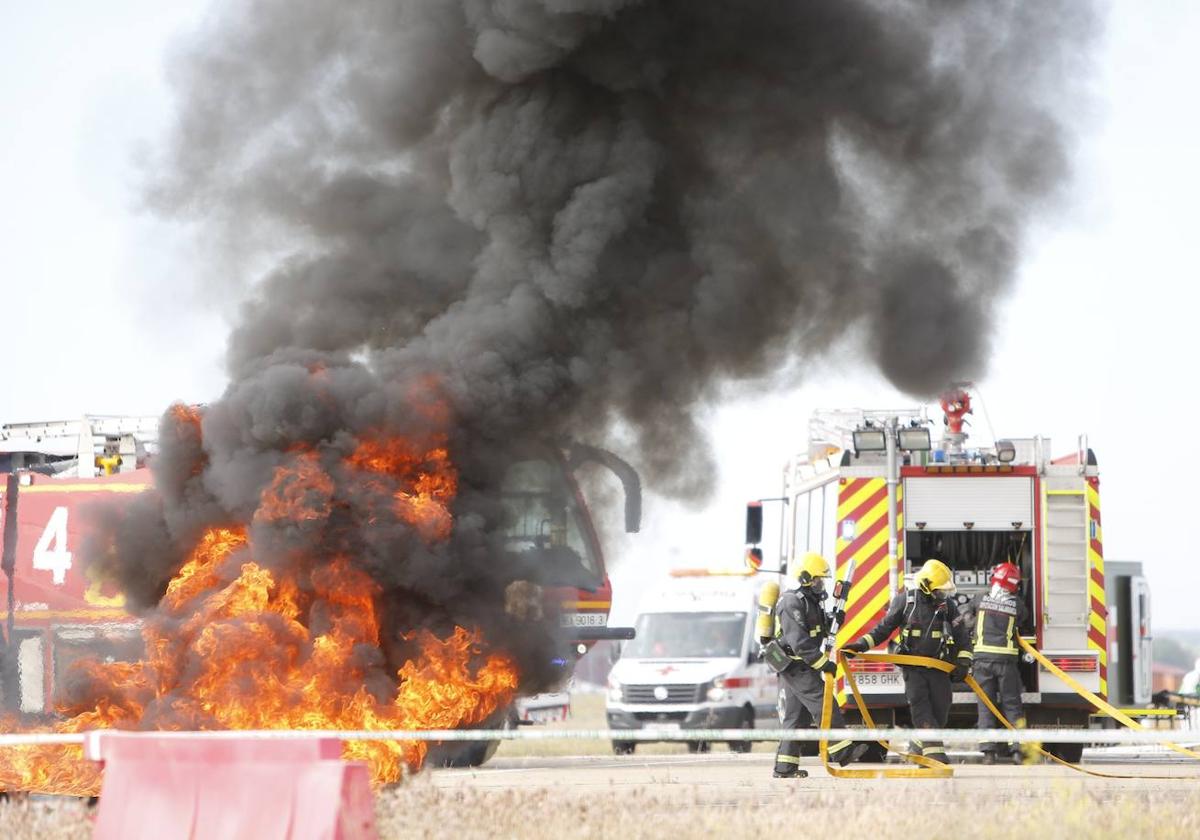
[90,1,1098,695]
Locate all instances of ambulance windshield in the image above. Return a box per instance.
[624,612,747,659]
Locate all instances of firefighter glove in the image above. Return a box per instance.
[951,662,970,681]
[844,639,870,654]
[820,660,838,676]
[832,608,846,626]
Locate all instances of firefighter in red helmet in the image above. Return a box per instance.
[966,561,1031,763]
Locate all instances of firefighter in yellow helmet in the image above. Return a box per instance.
[844,559,973,764]
[771,552,868,778]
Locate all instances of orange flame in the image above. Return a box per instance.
[0,423,519,796]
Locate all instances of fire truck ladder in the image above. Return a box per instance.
[1043,490,1090,648]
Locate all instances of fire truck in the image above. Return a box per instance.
[0,415,637,766]
[748,386,1133,763]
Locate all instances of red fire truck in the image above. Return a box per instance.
[0,416,637,766]
[749,387,1135,763]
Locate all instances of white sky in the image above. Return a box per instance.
[2,4,1196,629]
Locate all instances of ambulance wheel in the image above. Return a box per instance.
[612,741,636,755]
[687,740,711,753]
[728,709,754,753]
[1044,742,1084,764]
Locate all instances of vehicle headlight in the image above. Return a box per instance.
[607,678,622,703]
[705,679,728,702]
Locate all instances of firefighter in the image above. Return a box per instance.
[966,561,1030,763]
[772,551,868,778]
[844,558,973,764]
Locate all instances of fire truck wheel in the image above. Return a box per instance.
[687,740,711,753]
[1044,742,1084,764]
[612,741,636,755]
[728,708,754,753]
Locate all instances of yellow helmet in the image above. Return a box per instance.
[916,559,955,596]
[789,552,831,587]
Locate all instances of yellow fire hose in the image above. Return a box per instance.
[817,645,1200,780]
[1017,637,1200,763]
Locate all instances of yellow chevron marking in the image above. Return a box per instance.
[845,554,889,601]
[837,479,884,520]
[1089,612,1106,635]
[836,495,889,557]
[839,586,892,643]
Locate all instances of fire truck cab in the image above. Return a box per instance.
[0,416,157,715]
[752,387,1120,763]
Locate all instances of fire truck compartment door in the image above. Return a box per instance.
[1130,575,1152,705]
[903,476,1033,531]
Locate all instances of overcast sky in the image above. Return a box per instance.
[2,4,1196,630]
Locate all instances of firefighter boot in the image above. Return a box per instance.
[838,742,871,767]
[772,767,809,779]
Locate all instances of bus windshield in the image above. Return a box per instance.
[623,612,747,659]
[500,458,601,589]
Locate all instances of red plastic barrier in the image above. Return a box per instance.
[84,733,378,840]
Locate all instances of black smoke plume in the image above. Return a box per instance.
[90,1,1098,701]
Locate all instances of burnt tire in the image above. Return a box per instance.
[1044,742,1085,764]
[612,741,636,755]
[728,709,754,753]
[432,741,496,768]
[434,708,514,767]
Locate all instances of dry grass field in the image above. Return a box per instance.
[3,782,1199,840]
[4,694,1197,839]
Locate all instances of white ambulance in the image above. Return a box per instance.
[605,572,779,754]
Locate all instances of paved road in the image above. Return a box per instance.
[429,752,1200,801]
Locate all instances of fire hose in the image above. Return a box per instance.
[819,644,1200,780]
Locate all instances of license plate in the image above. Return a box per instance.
[560,612,607,627]
[523,706,568,723]
[855,672,903,688]
[652,722,680,731]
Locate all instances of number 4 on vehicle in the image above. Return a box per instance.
[33,505,73,585]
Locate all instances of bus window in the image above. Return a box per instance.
[500,459,601,589]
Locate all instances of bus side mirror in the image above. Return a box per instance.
[745,503,763,545]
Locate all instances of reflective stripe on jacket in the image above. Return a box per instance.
[968,591,1030,658]
[858,589,973,664]
[775,588,831,670]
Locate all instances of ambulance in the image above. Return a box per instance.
[605,572,779,754]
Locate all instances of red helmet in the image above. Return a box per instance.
[990,562,1021,593]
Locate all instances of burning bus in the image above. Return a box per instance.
[0,413,638,786]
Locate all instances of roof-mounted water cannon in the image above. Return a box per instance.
[939,384,973,457]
